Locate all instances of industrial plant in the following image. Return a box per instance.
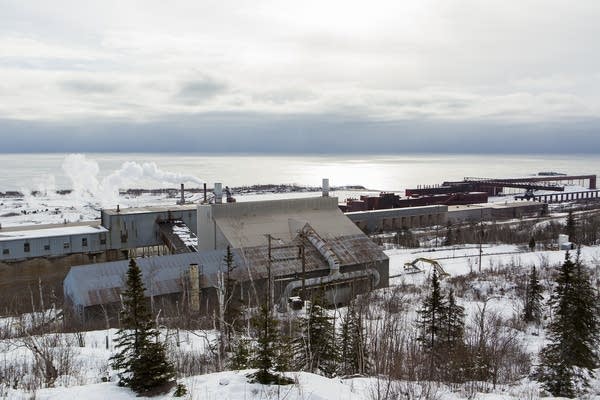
[0,174,597,324]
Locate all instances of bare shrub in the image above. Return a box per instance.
[370,378,442,400]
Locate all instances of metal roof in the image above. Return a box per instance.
[0,224,107,242]
[102,204,197,216]
[210,197,364,248]
[64,233,387,309]
[64,251,226,308]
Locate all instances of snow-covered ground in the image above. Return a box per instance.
[1,244,600,399]
[0,189,381,228]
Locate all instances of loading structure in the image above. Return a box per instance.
[406,174,597,198]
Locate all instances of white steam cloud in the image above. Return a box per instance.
[61,154,204,207]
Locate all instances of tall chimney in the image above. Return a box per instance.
[214,182,223,204]
[189,264,200,312]
[203,183,207,203]
[322,178,329,197]
[180,183,185,205]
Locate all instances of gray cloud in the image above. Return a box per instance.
[1,0,600,144]
[0,114,599,154]
[61,80,117,94]
[176,78,227,104]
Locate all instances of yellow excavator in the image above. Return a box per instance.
[403,258,449,278]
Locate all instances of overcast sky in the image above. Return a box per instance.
[1,0,599,153]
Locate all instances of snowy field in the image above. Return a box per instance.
[0,188,382,228]
[1,244,600,399]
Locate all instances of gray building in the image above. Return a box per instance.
[65,196,389,322]
[0,222,109,262]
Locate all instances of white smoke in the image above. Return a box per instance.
[61,154,204,208]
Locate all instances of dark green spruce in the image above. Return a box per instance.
[536,252,599,398]
[523,266,543,324]
[110,259,175,394]
[294,298,339,377]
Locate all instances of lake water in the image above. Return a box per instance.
[0,153,598,192]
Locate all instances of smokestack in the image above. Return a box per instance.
[214,182,223,204]
[180,183,185,205]
[189,264,200,312]
[203,183,207,203]
[322,178,329,197]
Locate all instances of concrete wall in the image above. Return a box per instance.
[345,205,448,233]
[447,205,492,224]
[447,202,546,224]
[101,207,197,250]
[0,231,108,262]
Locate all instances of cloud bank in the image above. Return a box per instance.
[0,0,599,152]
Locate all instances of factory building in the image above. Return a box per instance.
[0,222,108,261]
[64,194,389,323]
[345,205,448,233]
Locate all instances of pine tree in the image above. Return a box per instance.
[565,211,577,243]
[294,298,339,377]
[536,252,599,397]
[439,289,466,383]
[228,337,251,370]
[570,250,599,372]
[339,302,368,376]
[417,271,446,379]
[250,304,279,383]
[274,334,293,373]
[523,266,543,324]
[442,290,465,351]
[444,222,454,246]
[110,259,175,394]
[221,246,242,352]
[248,305,293,384]
[529,236,536,251]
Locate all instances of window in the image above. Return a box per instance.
[44,244,50,251]
[82,238,88,247]
[24,243,30,252]
[2,249,8,255]
[99,233,106,245]
[63,242,70,249]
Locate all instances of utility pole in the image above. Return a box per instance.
[266,234,272,312]
[478,209,484,273]
[301,243,306,301]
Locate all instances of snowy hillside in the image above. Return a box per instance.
[1,244,600,399]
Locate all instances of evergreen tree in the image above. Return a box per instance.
[249,305,292,384]
[528,236,536,251]
[570,251,599,371]
[110,259,175,394]
[536,252,599,397]
[250,304,279,383]
[339,302,368,376]
[274,334,293,373]
[439,289,466,383]
[523,266,543,324]
[222,246,242,348]
[228,337,251,370]
[416,271,446,379]
[442,290,465,352]
[565,211,577,243]
[444,222,454,246]
[294,298,339,377]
